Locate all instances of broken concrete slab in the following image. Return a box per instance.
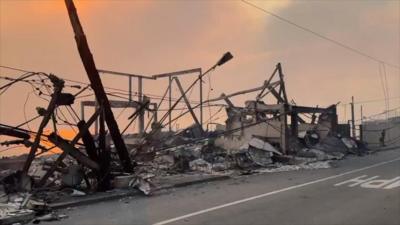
[129,176,152,196]
[316,135,349,154]
[247,137,282,155]
[112,174,136,189]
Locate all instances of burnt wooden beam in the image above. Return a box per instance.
[38,108,101,187]
[290,111,299,137]
[0,126,30,140]
[97,106,111,190]
[64,0,133,172]
[48,133,100,171]
[77,121,98,162]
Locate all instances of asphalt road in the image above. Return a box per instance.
[48,149,400,225]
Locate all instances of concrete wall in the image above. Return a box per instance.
[215,120,282,153]
[362,117,400,148]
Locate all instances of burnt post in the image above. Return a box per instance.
[22,75,64,174]
[351,96,356,139]
[290,109,298,137]
[38,108,101,187]
[280,104,288,155]
[64,0,133,172]
[48,133,100,171]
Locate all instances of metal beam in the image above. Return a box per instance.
[207,81,280,104]
[151,68,201,79]
[98,69,154,80]
[292,105,334,114]
[173,77,204,134]
[81,100,141,108]
[256,64,279,100]
[277,63,288,104]
[138,77,144,134]
[280,104,288,155]
[267,85,285,103]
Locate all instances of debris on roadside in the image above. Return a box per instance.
[0,3,377,223]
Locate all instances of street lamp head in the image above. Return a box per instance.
[216,52,233,66]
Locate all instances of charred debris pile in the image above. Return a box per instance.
[0,0,370,223]
[0,61,369,222]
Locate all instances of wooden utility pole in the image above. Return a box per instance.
[360,105,364,142]
[23,75,63,174]
[351,96,356,139]
[64,0,133,172]
[360,105,363,124]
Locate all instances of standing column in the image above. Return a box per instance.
[138,77,144,134]
[351,96,356,139]
[168,76,172,132]
[128,76,132,102]
[199,73,203,130]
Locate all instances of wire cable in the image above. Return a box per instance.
[240,0,400,70]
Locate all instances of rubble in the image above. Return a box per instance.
[0,4,372,222]
[256,160,332,173]
[32,213,68,224]
[0,203,34,224]
[69,189,86,197]
[112,175,136,189]
[129,173,154,195]
[61,165,84,188]
[189,159,213,173]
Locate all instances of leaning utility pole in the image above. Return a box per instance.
[22,75,64,174]
[64,0,133,172]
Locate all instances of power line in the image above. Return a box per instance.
[240,0,400,70]
[355,106,400,122]
[0,65,201,105]
[353,96,400,105]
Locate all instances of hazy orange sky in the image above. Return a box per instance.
[0,0,399,156]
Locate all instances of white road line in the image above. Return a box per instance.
[153,157,400,225]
